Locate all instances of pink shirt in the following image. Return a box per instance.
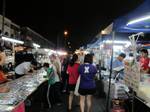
[67,63,80,85]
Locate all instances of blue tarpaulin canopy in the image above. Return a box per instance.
[87,0,150,48]
[113,0,150,33]
[87,35,112,48]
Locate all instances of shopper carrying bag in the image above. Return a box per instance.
[74,75,80,96]
[67,54,80,112]
[78,54,97,112]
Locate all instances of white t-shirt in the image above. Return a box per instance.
[51,65,60,82]
[15,62,31,75]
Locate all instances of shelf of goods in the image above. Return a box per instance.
[137,76,150,107]
[103,79,128,100]
[124,63,140,92]
[102,70,128,100]
[124,62,150,108]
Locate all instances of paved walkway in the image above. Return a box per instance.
[26,94,106,112]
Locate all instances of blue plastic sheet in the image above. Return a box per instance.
[113,0,150,33]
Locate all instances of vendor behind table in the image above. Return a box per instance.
[15,60,38,79]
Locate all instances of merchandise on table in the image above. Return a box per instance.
[103,80,128,99]
[0,69,47,112]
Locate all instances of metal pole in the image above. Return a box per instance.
[105,31,115,112]
[99,34,102,80]
[2,0,6,35]
[129,35,136,112]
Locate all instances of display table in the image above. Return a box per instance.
[102,73,150,112]
[0,69,47,112]
[103,79,128,99]
[136,82,150,108]
[124,63,150,109]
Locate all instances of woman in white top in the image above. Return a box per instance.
[49,54,62,106]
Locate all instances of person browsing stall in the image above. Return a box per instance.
[67,54,80,111]
[112,53,126,79]
[15,60,37,78]
[112,53,126,69]
[0,47,10,93]
[49,54,62,106]
[78,54,97,112]
[43,63,55,85]
[139,49,150,73]
[0,46,7,83]
[0,66,7,84]
[0,46,6,66]
[0,68,10,93]
[43,63,56,108]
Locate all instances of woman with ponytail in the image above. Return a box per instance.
[67,54,80,112]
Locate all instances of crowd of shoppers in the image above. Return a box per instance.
[2,44,149,112]
[42,52,97,112]
[57,53,97,112]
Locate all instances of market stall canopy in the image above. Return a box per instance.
[87,23,113,48]
[113,0,150,33]
[87,0,150,48]
[87,35,112,48]
[96,23,113,37]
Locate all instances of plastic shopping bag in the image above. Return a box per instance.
[74,76,80,96]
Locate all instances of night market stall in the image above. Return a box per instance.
[86,0,150,111]
[0,30,58,112]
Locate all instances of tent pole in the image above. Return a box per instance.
[99,34,102,80]
[105,31,115,112]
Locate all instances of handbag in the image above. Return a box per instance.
[74,75,80,96]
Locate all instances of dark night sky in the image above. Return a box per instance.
[0,0,144,50]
